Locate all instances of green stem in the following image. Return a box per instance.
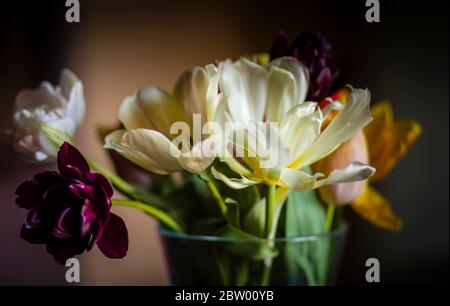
[112,199,184,233]
[320,204,338,285]
[260,184,277,286]
[235,260,249,286]
[266,184,276,237]
[212,246,229,286]
[270,187,290,239]
[202,172,227,216]
[260,262,272,286]
[88,159,164,209]
[325,204,337,232]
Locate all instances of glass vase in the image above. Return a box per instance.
[159,224,348,286]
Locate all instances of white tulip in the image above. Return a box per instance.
[211,57,376,192]
[11,69,85,162]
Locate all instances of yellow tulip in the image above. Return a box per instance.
[351,100,421,231]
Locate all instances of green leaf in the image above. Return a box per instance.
[285,185,330,285]
[214,224,278,260]
[286,190,326,236]
[243,198,266,237]
[41,124,74,149]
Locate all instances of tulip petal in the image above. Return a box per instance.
[43,117,77,135]
[47,238,87,264]
[68,183,96,202]
[177,135,218,173]
[352,185,402,231]
[280,162,374,192]
[59,68,80,100]
[84,172,114,198]
[364,100,394,164]
[51,206,79,239]
[15,171,63,209]
[15,82,65,110]
[105,130,171,174]
[37,129,59,159]
[220,156,253,177]
[119,95,153,130]
[211,167,259,189]
[57,142,90,178]
[269,56,309,104]
[220,58,268,123]
[294,88,372,168]
[205,64,221,121]
[173,66,209,123]
[97,213,128,259]
[80,198,97,237]
[140,87,187,137]
[279,103,322,163]
[66,81,85,128]
[60,69,85,128]
[315,161,375,186]
[279,168,324,191]
[20,208,46,244]
[122,129,183,171]
[105,129,183,174]
[87,187,112,250]
[265,66,297,123]
[363,101,421,181]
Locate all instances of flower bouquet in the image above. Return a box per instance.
[4,32,421,286]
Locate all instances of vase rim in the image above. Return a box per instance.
[158,223,348,242]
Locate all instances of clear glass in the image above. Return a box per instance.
[159,224,348,286]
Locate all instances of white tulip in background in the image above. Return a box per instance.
[10,69,85,162]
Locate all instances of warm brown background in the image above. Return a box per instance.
[0,0,448,285]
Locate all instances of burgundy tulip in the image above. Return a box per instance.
[15,142,128,264]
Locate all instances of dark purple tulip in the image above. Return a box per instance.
[15,142,128,264]
[270,31,344,101]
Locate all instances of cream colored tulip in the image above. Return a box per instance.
[105,64,224,174]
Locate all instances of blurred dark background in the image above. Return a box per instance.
[0,0,448,285]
